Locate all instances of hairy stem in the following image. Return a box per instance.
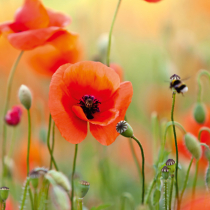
[169,176,174,210]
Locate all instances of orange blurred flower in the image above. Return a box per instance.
[178,108,210,169]
[0,0,72,50]
[49,61,133,146]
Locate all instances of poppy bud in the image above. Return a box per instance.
[51,185,70,210]
[45,170,71,192]
[18,85,32,110]
[193,103,206,124]
[205,163,210,190]
[116,121,133,138]
[165,159,175,174]
[184,133,202,160]
[152,189,161,206]
[161,166,169,180]
[0,187,9,201]
[75,180,90,198]
[29,170,40,189]
[5,106,22,126]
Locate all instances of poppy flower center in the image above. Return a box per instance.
[79,95,101,119]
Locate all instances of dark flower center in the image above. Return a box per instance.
[79,95,101,119]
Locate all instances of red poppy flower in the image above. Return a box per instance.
[144,0,162,2]
[49,61,133,146]
[5,106,22,126]
[110,63,124,82]
[0,0,71,50]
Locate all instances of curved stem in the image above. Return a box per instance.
[171,92,180,209]
[180,157,193,204]
[197,70,210,102]
[2,51,24,184]
[169,176,174,210]
[192,127,210,200]
[27,110,31,176]
[106,0,122,66]
[71,144,78,210]
[47,114,59,171]
[50,121,55,169]
[131,136,145,204]
[120,192,135,210]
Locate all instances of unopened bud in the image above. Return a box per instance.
[75,180,90,198]
[45,170,71,192]
[18,85,32,110]
[165,159,175,174]
[193,103,206,124]
[184,133,202,160]
[5,106,22,126]
[0,187,9,201]
[161,166,169,180]
[116,121,133,137]
[29,170,40,189]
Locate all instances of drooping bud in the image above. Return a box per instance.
[184,133,202,160]
[5,106,22,126]
[161,166,169,180]
[75,180,90,198]
[116,121,133,138]
[45,170,71,192]
[205,163,210,191]
[193,103,206,124]
[18,85,32,110]
[165,159,175,174]
[0,187,9,201]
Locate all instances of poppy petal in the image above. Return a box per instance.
[90,81,133,145]
[47,9,71,27]
[72,105,119,126]
[63,61,120,102]
[49,64,87,144]
[14,0,49,30]
[7,27,62,50]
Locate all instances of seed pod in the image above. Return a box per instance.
[75,180,90,198]
[205,163,210,190]
[193,103,206,124]
[0,187,9,201]
[152,189,161,206]
[116,121,133,137]
[29,170,40,189]
[161,166,169,180]
[184,133,202,160]
[165,159,175,174]
[18,85,32,110]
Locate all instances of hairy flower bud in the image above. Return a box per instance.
[45,170,71,192]
[193,103,206,124]
[184,133,202,160]
[75,180,90,198]
[18,85,32,110]
[5,106,22,126]
[116,121,133,137]
[0,187,9,201]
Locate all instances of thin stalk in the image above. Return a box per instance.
[34,190,38,210]
[163,180,168,210]
[169,176,174,210]
[29,189,34,210]
[106,0,122,66]
[76,198,83,210]
[2,201,5,210]
[180,157,193,204]
[27,110,31,175]
[120,192,135,210]
[2,51,24,183]
[131,136,145,204]
[47,114,59,171]
[20,178,30,210]
[171,92,179,209]
[50,121,55,169]
[192,127,210,200]
[71,144,78,210]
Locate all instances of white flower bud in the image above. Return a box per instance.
[18,85,32,110]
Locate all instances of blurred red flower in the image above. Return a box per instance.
[143,0,162,3]
[49,61,133,146]
[0,0,71,50]
[178,109,210,169]
[5,106,22,126]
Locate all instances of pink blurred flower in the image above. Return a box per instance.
[5,106,22,126]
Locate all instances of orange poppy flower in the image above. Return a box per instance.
[110,63,124,82]
[49,61,133,146]
[0,0,71,50]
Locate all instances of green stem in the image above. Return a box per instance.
[171,92,180,210]
[131,136,145,204]
[29,188,34,210]
[192,127,210,200]
[2,51,24,184]
[197,70,210,102]
[47,114,59,171]
[180,157,193,204]
[169,176,174,210]
[34,190,38,210]
[20,178,30,210]
[106,0,122,66]
[120,192,135,210]
[2,201,5,210]
[50,121,55,169]
[27,110,31,175]
[164,180,168,210]
[8,127,16,159]
[77,198,83,210]
[71,144,78,210]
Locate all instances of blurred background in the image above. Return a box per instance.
[1,0,210,209]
